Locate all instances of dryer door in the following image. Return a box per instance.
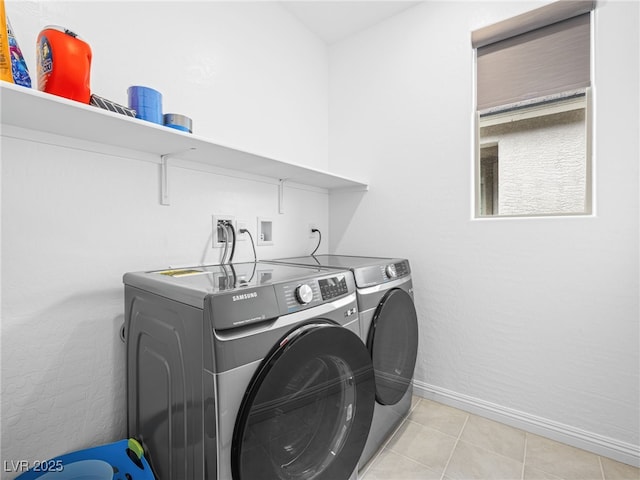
[367,288,419,405]
[231,322,374,480]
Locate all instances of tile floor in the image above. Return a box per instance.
[359,397,640,480]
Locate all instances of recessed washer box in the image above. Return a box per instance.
[257,217,273,246]
[212,214,235,248]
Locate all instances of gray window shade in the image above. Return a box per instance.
[474,1,594,111]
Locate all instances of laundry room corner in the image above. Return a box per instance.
[328,0,639,466]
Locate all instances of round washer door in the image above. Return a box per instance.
[367,288,419,405]
[231,322,375,480]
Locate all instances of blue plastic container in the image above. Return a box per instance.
[127,86,162,124]
[15,438,155,480]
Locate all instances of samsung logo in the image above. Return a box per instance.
[232,292,258,302]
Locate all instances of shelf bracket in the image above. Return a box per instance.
[160,148,196,206]
[278,179,286,214]
[161,154,171,206]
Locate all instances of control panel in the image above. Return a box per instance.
[319,275,349,300]
[283,282,321,309]
[385,261,409,279]
[277,272,354,313]
[354,260,411,288]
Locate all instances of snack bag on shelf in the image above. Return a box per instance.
[7,15,31,87]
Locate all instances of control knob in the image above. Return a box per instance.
[295,284,314,304]
[385,264,397,279]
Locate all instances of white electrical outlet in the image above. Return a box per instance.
[212,214,235,248]
[309,223,319,239]
[236,219,248,241]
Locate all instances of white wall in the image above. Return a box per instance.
[329,0,639,465]
[1,1,330,473]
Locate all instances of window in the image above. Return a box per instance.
[472,1,595,217]
[479,92,589,216]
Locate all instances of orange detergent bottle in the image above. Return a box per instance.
[37,26,91,103]
[0,0,12,83]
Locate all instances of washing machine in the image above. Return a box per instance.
[266,255,419,469]
[123,261,375,480]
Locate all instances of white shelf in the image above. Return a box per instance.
[0,82,368,191]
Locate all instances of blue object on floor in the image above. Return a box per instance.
[15,438,155,480]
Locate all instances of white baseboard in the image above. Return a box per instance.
[413,380,640,468]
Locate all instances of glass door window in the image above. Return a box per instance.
[232,322,375,480]
[368,289,419,406]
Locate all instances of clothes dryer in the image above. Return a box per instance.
[267,255,418,469]
[124,261,375,480]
